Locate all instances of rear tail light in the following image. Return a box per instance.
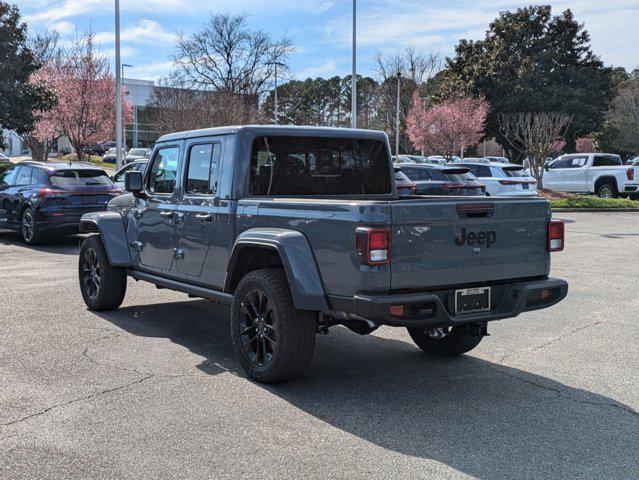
[548,220,565,252]
[498,179,519,185]
[627,168,634,181]
[38,188,67,198]
[356,227,391,265]
[442,183,465,189]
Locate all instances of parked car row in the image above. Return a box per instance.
[394,157,539,198]
[102,147,152,164]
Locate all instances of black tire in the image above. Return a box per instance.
[596,181,618,198]
[407,326,483,356]
[78,235,127,311]
[21,207,45,245]
[230,268,316,383]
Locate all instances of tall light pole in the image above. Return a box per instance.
[271,61,285,124]
[351,0,357,129]
[114,0,123,170]
[395,71,401,157]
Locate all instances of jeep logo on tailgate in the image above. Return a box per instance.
[455,228,497,248]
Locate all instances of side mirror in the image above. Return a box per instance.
[544,164,550,172]
[124,170,144,197]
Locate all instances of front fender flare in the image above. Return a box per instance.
[226,228,329,312]
[80,211,132,267]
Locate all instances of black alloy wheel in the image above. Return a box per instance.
[81,246,101,301]
[239,288,278,367]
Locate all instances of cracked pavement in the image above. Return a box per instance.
[1,212,638,479]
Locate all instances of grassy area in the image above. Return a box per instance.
[550,196,638,209]
[55,154,115,170]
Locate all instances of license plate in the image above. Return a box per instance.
[522,183,530,190]
[455,287,491,314]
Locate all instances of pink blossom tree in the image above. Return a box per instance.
[576,137,595,153]
[24,66,63,161]
[407,94,489,160]
[51,34,131,161]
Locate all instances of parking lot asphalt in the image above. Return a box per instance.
[0,212,638,480]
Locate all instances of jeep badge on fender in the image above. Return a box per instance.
[455,228,497,248]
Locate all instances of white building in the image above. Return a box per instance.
[1,129,25,156]
[123,78,159,148]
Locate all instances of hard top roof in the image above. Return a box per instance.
[17,161,106,171]
[156,124,389,143]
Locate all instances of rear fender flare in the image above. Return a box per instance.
[226,228,328,312]
[79,211,132,267]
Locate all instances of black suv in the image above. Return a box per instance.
[0,161,121,244]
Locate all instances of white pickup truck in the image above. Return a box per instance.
[542,153,639,198]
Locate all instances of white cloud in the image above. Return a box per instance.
[50,21,75,35]
[122,61,175,81]
[94,19,176,46]
[296,59,338,79]
[317,1,334,13]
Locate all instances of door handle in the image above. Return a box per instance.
[195,213,213,223]
[160,211,174,219]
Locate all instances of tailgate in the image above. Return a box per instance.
[391,198,550,290]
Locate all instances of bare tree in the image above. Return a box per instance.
[608,78,639,152]
[499,112,572,181]
[373,47,441,153]
[172,13,293,97]
[374,47,440,85]
[29,29,61,65]
[146,77,263,136]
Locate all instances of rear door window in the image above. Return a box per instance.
[14,166,33,185]
[185,143,221,195]
[249,136,391,196]
[31,168,48,185]
[593,155,622,167]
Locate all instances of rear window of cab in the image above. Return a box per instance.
[249,136,392,196]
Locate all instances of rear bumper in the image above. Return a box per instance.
[330,277,568,329]
[37,207,107,234]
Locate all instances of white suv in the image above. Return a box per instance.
[456,161,538,196]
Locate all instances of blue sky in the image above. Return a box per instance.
[14,0,639,82]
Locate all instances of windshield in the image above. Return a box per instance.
[442,169,475,182]
[502,167,527,177]
[250,136,392,196]
[49,170,114,187]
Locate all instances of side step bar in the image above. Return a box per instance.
[126,269,234,305]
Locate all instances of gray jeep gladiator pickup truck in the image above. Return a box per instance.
[78,125,568,383]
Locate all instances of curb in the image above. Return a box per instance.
[552,208,639,212]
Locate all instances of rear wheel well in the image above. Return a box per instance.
[227,246,284,294]
[18,202,31,217]
[594,176,618,192]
